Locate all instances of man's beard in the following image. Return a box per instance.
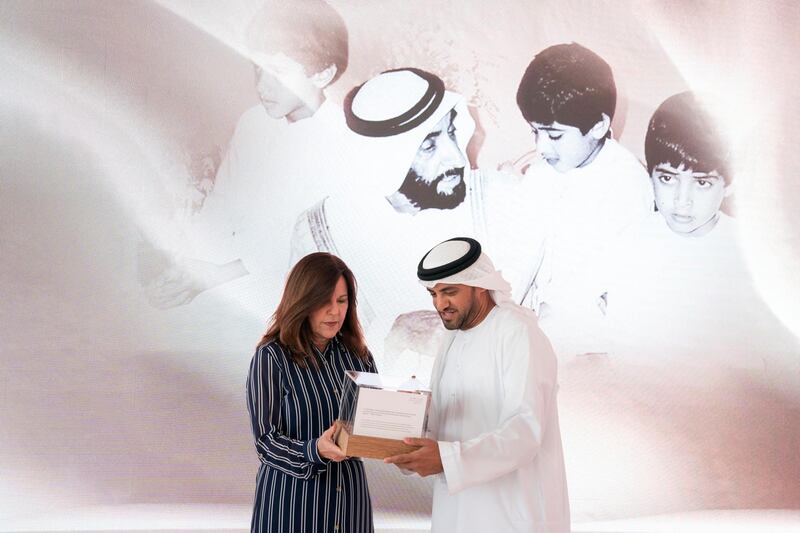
[397,167,467,210]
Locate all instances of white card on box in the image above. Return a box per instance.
[351,387,429,440]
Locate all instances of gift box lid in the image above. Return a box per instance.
[344,370,430,393]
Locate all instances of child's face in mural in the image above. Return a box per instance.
[651,162,730,236]
[398,110,467,209]
[253,53,320,122]
[528,120,606,173]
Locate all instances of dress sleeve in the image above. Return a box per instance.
[438,317,557,493]
[246,346,329,479]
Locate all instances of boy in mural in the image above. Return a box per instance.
[643,92,732,238]
[504,42,654,359]
[601,91,776,366]
[144,0,353,311]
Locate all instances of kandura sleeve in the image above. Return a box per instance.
[438,319,556,493]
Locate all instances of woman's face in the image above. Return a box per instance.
[308,275,349,348]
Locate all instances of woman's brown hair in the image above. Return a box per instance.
[258,252,369,367]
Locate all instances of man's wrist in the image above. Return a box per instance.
[437,440,462,492]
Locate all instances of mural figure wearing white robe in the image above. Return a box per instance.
[508,43,654,359]
[290,69,493,374]
[603,212,784,368]
[142,0,354,316]
[508,139,652,357]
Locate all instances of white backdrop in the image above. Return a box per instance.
[1,0,799,530]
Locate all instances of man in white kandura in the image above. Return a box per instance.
[385,237,570,533]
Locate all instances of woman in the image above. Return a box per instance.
[246,252,376,532]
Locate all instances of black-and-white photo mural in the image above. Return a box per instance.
[2,1,799,531]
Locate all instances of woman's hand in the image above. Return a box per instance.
[317,424,347,462]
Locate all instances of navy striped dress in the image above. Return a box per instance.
[246,335,376,532]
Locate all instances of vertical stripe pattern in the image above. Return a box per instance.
[246,336,375,533]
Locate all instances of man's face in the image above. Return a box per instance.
[398,110,467,209]
[528,120,604,173]
[652,162,729,237]
[253,53,319,122]
[426,283,478,331]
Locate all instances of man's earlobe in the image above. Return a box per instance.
[590,113,612,140]
[311,64,337,89]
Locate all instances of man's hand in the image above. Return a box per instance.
[384,438,443,477]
